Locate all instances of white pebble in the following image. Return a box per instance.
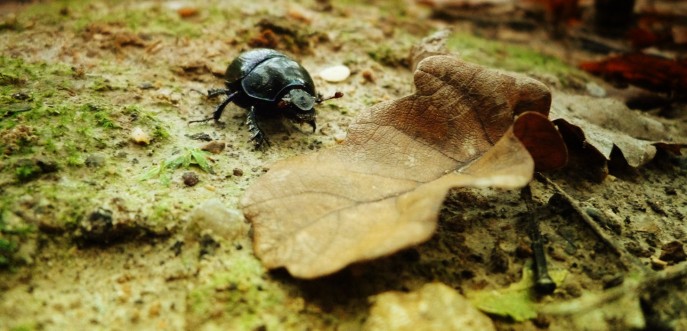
[186,199,248,241]
[130,127,151,145]
[319,65,350,83]
[586,81,606,97]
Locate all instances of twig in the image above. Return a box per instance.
[542,261,687,316]
[521,185,556,295]
[535,173,647,273]
[638,258,687,291]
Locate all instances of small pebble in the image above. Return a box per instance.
[186,199,247,240]
[177,7,199,18]
[660,241,686,264]
[334,133,346,143]
[85,155,105,168]
[319,65,350,83]
[365,283,495,331]
[182,172,199,187]
[362,69,375,83]
[233,168,244,177]
[188,132,213,141]
[650,256,668,270]
[287,6,312,23]
[130,127,151,145]
[138,82,154,90]
[586,81,606,97]
[12,92,30,100]
[201,140,225,154]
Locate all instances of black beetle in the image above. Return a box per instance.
[190,48,342,148]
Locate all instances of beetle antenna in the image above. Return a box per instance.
[317,92,343,103]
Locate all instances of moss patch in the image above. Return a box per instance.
[447,33,587,86]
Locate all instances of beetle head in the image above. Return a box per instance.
[280,89,317,132]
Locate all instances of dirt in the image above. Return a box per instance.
[1,1,686,330]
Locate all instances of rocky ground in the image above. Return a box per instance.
[1,1,686,330]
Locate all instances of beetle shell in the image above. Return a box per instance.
[225,49,316,102]
[190,48,334,149]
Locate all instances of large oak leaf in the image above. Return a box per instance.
[240,56,565,279]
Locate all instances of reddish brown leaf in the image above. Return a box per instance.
[241,56,564,278]
[627,27,662,49]
[579,53,687,95]
[513,111,567,171]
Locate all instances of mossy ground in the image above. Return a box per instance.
[1,1,686,330]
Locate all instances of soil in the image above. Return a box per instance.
[1,1,686,330]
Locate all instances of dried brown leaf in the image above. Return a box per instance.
[550,94,687,168]
[241,55,563,278]
[365,282,496,331]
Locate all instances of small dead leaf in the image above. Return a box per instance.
[241,55,565,278]
[466,262,567,322]
[365,282,496,331]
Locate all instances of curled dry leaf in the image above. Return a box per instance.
[550,94,687,169]
[240,55,566,278]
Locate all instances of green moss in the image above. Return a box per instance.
[124,105,170,140]
[37,185,92,228]
[19,0,88,26]
[88,77,115,92]
[10,324,38,331]
[140,148,214,185]
[0,48,143,249]
[93,112,116,128]
[0,206,34,269]
[0,238,16,267]
[14,163,41,182]
[78,104,119,129]
[73,2,208,38]
[16,0,221,39]
[447,33,586,86]
[368,45,410,67]
[0,57,138,175]
[149,203,171,225]
[189,253,299,329]
[363,26,419,68]
[0,15,23,32]
[0,57,37,86]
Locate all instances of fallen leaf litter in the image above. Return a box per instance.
[241,55,566,278]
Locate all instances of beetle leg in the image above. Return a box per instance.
[246,106,270,149]
[307,119,316,133]
[207,88,231,98]
[189,91,239,124]
[212,91,239,122]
